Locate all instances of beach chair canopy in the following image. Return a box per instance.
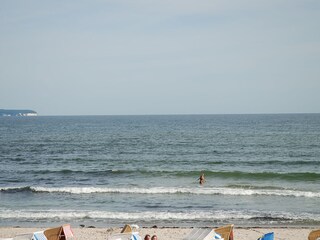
[44,227,62,240]
[44,224,75,240]
[258,232,274,240]
[61,225,75,240]
[183,228,217,240]
[214,225,234,240]
[308,229,320,240]
[121,225,133,234]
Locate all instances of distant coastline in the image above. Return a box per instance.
[0,109,37,117]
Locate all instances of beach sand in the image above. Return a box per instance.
[0,226,315,240]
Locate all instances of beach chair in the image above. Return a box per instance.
[308,229,320,240]
[108,225,141,240]
[121,225,133,233]
[32,232,47,240]
[61,224,75,240]
[257,232,274,240]
[44,227,62,240]
[44,224,75,240]
[183,228,219,240]
[214,225,234,240]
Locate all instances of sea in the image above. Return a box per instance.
[0,114,319,228]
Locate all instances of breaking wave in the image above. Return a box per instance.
[1,186,319,198]
[0,208,319,225]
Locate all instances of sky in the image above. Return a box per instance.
[1,0,320,116]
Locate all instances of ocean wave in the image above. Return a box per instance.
[1,186,319,198]
[0,209,319,224]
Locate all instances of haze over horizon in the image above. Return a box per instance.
[1,1,320,116]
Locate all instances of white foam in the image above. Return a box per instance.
[0,209,319,222]
[1,186,320,198]
[30,186,320,198]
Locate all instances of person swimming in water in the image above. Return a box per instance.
[198,172,205,185]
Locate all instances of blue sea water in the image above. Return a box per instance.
[0,114,319,227]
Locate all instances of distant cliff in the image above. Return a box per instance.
[0,109,38,116]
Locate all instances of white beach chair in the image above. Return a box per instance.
[0,231,48,240]
[32,232,47,240]
[183,228,222,240]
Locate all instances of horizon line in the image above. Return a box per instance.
[34,112,320,117]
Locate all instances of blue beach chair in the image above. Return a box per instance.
[32,232,47,240]
[258,232,274,240]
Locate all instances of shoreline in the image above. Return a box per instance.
[0,226,316,240]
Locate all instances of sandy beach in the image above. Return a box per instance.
[0,226,315,240]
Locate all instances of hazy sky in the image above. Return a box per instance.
[1,0,320,115]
